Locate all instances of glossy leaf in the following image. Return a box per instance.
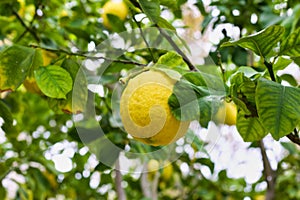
[138,0,160,23]
[0,45,42,92]
[34,65,73,99]
[221,25,285,57]
[279,28,300,57]
[256,78,300,140]
[157,51,186,69]
[236,111,268,142]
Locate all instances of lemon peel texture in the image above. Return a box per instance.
[120,70,190,146]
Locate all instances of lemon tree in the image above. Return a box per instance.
[0,0,300,200]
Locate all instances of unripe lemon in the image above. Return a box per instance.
[120,70,190,146]
[101,0,128,29]
[215,101,237,125]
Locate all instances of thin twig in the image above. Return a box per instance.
[30,45,147,67]
[12,10,40,42]
[133,14,157,63]
[217,51,226,83]
[156,25,198,71]
[259,140,276,200]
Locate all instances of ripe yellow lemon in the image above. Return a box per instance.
[101,0,128,29]
[215,101,237,125]
[120,70,190,146]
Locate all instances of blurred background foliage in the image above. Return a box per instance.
[0,0,300,199]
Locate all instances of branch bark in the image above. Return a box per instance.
[259,140,276,200]
[115,158,126,200]
[140,163,159,200]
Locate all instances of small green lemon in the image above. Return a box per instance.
[120,70,190,146]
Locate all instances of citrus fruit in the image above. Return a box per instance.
[148,159,160,173]
[215,101,237,125]
[120,70,190,146]
[161,161,173,181]
[101,0,128,29]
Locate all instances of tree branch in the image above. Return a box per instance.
[115,158,126,200]
[156,25,198,72]
[286,130,300,145]
[12,10,40,42]
[259,140,276,200]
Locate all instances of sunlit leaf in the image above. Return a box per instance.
[256,78,300,140]
[279,28,300,57]
[221,25,285,57]
[157,51,186,68]
[34,65,73,99]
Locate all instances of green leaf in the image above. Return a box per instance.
[256,78,300,140]
[157,51,186,68]
[273,56,292,71]
[0,100,13,133]
[34,65,73,99]
[169,75,223,125]
[169,80,200,121]
[0,182,6,200]
[159,0,177,10]
[196,158,215,174]
[279,74,298,87]
[221,25,285,57]
[230,72,257,115]
[236,111,268,142]
[138,0,160,23]
[106,14,126,32]
[279,28,300,57]
[157,17,176,31]
[0,45,42,91]
[60,58,88,113]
